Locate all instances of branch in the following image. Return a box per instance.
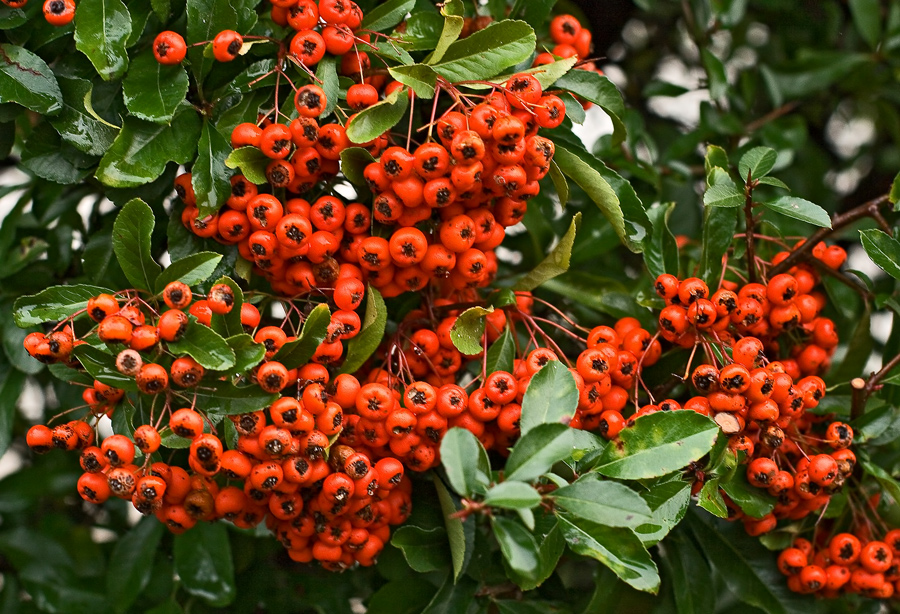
[744,173,758,283]
[851,352,900,419]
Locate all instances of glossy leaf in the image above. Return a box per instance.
[112,198,161,292]
[221,334,265,375]
[697,478,728,518]
[513,212,580,290]
[173,521,235,607]
[493,516,541,585]
[340,286,386,375]
[485,326,515,375]
[73,0,132,81]
[860,229,900,280]
[315,54,339,119]
[72,344,138,391]
[483,481,542,510]
[49,76,118,155]
[361,0,415,32]
[191,381,279,418]
[338,147,375,187]
[720,467,777,519]
[664,529,716,614]
[106,517,164,614]
[553,71,626,144]
[96,110,201,187]
[634,479,691,545]
[193,121,233,217]
[154,252,223,293]
[440,427,490,497]
[0,366,25,459]
[449,306,492,355]
[432,474,471,582]
[739,146,777,180]
[763,196,831,227]
[429,20,535,82]
[558,514,660,593]
[224,146,268,185]
[0,44,63,114]
[644,202,679,279]
[390,526,451,572]
[272,304,331,369]
[122,50,188,124]
[185,0,248,85]
[168,318,236,371]
[346,88,409,144]
[548,160,569,207]
[13,283,111,327]
[552,475,652,528]
[519,360,578,435]
[388,64,438,99]
[429,0,464,64]
[698,205,738,287]
[505,423,578,483]
[594,411,719,480]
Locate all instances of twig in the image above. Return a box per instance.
[851,352,900,419]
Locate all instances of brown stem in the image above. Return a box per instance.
[768,194,891,277]
[744,173,758,284]
[851,352,900,419]
[744,101,801,134]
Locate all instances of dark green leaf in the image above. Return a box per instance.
[340,286,386,375]
[763,196,831,227]
[485,326,515,375]
[449,306,492,355]
[13,284,112,327]
[429,20,535,82]
[173,522,235,607]
[698,205,738,287]
[338,147,375,187]
[20,124,96,185]
[49,76,118,155]
[891,170,900,208]
[420,574,478,614]
[697,478,728,517]
[106,517,164,614]
[558,515,659,593]
[346,88,409,144]
[272,304,331,369]
[552,475,652,528]
[439,427,490,497]
[560,92,586,125]
[73,0,132,81]
[396,12,443,51]
[191,380,279,418]
[221,334,265,375]
[0,366,25,459]
[122,50,189,124]
[510,0,556,30]
[664,530,715,614]
[193,120,233,218]
[519,360,578,435]
[390,526,451,572]
[113,198,161,292]
[483,481,541,510]
[513,212,580,290]
[506,423,578,483]
[186,0,246,85]
[493,516,541,585]
[432,474,471,582]
[168,319,236,371]
[861,460,900,504]
[315,54,339,118]
[361,0,415,32]
[849,0,881,49]
[644,202,679,279]
[739,146,777,180]
[209,276,244,338]
[860,229,900,280]
[700,48,728,100]
[594,411,719,480]
[72,344,138,391]
[154,252,223,293]
[634,479,691,545]
[96,110,201,187]
[389,64,437,98]
[224,146,269,185]
[0,44,63,114]
[554,71,626,144]
[720,468,776,519]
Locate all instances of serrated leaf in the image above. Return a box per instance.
[513,212,580,290]
[154,252,223,293]
[552,475,652,528]
[0,45,63,114]
[346,88,409,144]
[272,304,330,369]
[73,0,132,81]
[720,468,776,519]
[339,286,386,375]
[113,198,161,292]
[485,326,515,375]
[361,0,416,32]
[763,196,831,227]
[167,317,236,371]
[429,20,535,83]
[635,479,691,545]
[13,284,112,327]
[756,176,790,190]
[122,50,188,124]
[860,229,900,280]
[221,334,265,375]
[519,360,578,435]
[449,306,493,355]
[193,121,233,217]
[738,146,777,180]
[440,427,490,497]
[704,183,744,208]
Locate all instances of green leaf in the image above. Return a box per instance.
[432,474,470,582]
[340,286,386,375]
[664,530,715,614]
[492,516,541,585]
[191,381,279,418]
[720,467,776,519]
[594,411,719,480]
[429,20,536,83]
[548,160,568,207]
[519,360,578,435]
[861,460,900,504]
[700,48,727,100]
[167,318,236,371]
[704,183,744,208]
[439,427,490,497]
[449,306,492,355]
[396,12,443,51]
[49,76,118,155]
[483,481,541,510]
[553,71,626,144]
[20,123,96,185]
[96,110,201,188]
[13,284,112,327]
[221,334,265,375]
[511,0,556,30]
[429,0,464,64]
[186,0,243,85]
[361,0,416,32]
[485,326,515,375]
[154,252,223,293]
[513,212,580,291]
[468,56,578,92]
[122,50,189,124]
[0,44,63,115]
[687,511,811,614]
[849,0,881,49]
[552,475,652,528]
[860,229,900,280]
[388,64,437,99]
[0,366,25,459]
[272,304,331,369]
[763,196,831,228]
[113,198,161,292]
[224,146,269,185]
[554,142,649,253]
[890,170,900,208]
[757,176,790,190]
[315,54,339,119]
[390,526,451,572]
[346,88,409,144]
[738,146,777,180]
[72,344,138,391]
[106,517,164,614]
[705,144,729,176]
[420,574,478,614]
[634,479,691,545]
[558,515,660,593]
[505,423,578,483]
[73,0,132,81]
[193,120,233,218]
[698,205,738,287]
[338,147,375,187]
[208,276,244,338]
[173,522,235,607]
[644,202,679,279]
